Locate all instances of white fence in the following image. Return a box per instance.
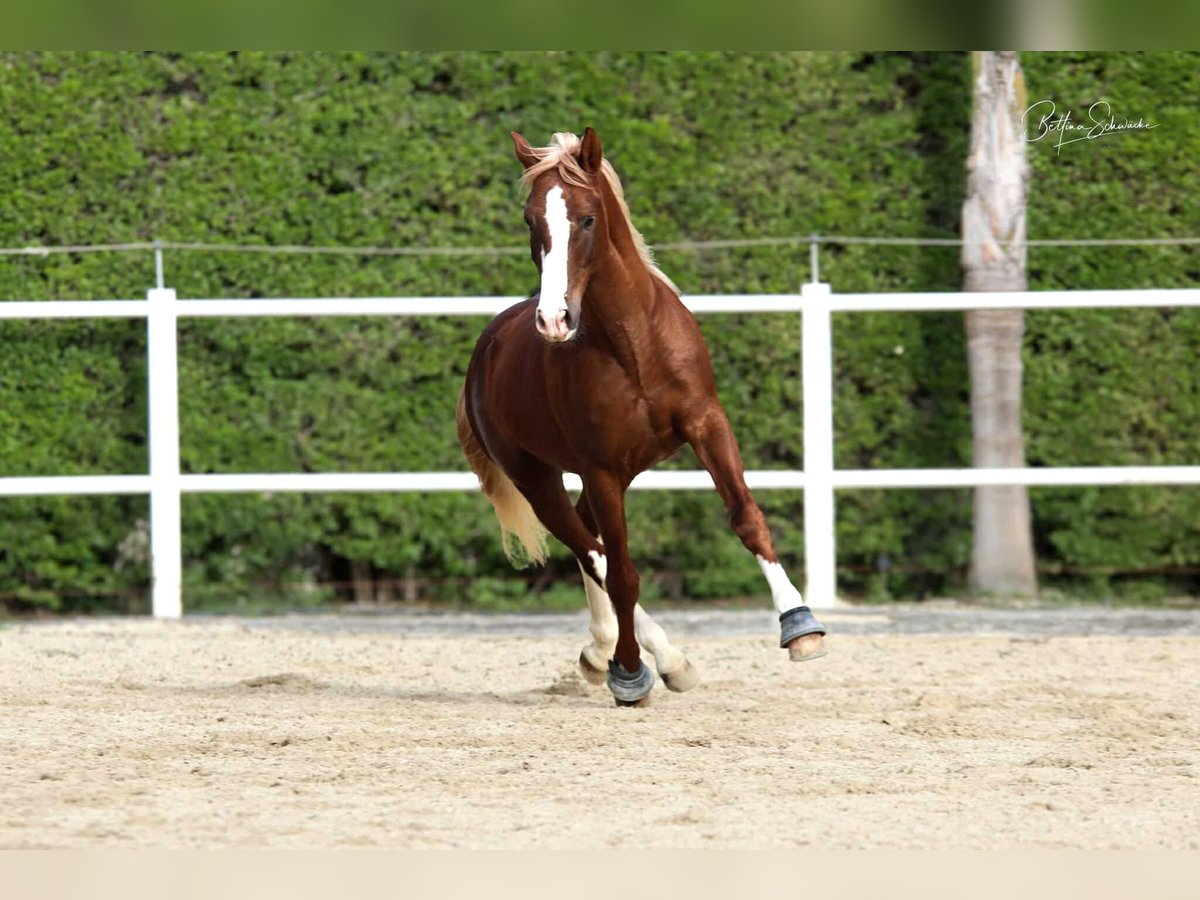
[3,283,1200,616]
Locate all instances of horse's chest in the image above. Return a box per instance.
[564,380,676,466]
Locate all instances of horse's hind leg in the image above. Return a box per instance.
[633,605,700,692]
[575,490,699,693]
[685,406,827,661]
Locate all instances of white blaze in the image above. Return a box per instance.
[538,185,571,325]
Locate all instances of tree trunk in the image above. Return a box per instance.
[350,559,375,606]
[402,564,419,603]
[961,51,1038,597]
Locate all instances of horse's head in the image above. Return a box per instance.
[511,128,607,343]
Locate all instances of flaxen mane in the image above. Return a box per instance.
[518,132,678,294]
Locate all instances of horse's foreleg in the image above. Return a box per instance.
[583,470,655,705]
[575,491,698,692]
[576,568,698,692]
[511,465,662,697]
[508,460,610,607]
[686,407,827,661]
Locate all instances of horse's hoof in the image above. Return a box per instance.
[606,659,655,704]
[779,605,827,661]
[787,633,828,662]
[578,650,608,686]
[661,659,701,693]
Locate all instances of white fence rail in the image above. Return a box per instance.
[3,284,1200,616]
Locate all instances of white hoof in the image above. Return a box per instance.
[578,649,608,685]
[660,659,701,693]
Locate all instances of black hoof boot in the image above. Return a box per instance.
[779,606,828,661]
[607,659,655,706]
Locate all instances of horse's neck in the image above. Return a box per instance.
[578,174,676,388]
[583,252,663,385]
[581,176,666,379]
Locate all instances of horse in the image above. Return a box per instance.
[456,128,826,706]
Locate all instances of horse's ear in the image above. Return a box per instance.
[511,131,539,170]
[579,127,603,174]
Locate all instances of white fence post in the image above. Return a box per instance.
[147,287,182,618]
[802,282,837,609]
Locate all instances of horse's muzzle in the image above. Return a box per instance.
[536,306,576,342]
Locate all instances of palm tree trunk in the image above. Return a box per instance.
[961,51,1038,597]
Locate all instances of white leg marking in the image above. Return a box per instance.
[587,549,607,589]
[578,547,687,680]
[579,553,616,672]
[757,554,806,614]
[634,604,688,677]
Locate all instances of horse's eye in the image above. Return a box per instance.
[582,216,595,230]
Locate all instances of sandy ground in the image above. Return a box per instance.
[2,614,1198,849]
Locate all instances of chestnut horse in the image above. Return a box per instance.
[457,129,826,706]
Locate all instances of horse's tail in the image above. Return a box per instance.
[456,388,548,567]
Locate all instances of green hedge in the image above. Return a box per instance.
[0,51,1196,611]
